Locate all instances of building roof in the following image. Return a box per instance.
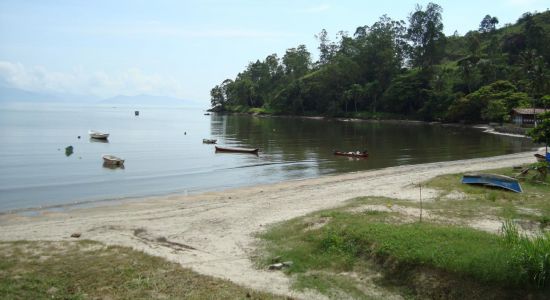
[512,108,549,115]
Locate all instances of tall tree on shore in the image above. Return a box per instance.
[282,45,312,78]
[479,15,499,34]
[315,29,338,66]
[407,2,446,71]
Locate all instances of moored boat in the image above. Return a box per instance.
[89,130,109,139]
[203,139,217,144]
[333,150,369,158]
[215,146,259,154]
[102,154,124,166]
[462,173,522,193]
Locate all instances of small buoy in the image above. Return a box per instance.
[184,132,187,135]
[135,110,139,116]
[77,136,81,139]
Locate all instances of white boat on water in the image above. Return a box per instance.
[102,154,124,166]
[89,130,109,139]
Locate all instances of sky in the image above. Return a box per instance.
[0,0,548,104]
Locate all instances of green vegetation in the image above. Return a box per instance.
[0,240,282,300]
[529,111,550,147]
[211,3,549,122]
[423,165,550,222]
[257,166,550,299]
[502,220,550,288]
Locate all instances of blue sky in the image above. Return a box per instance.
[0,0,548,104]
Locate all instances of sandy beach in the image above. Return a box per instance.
[0,151,537,298]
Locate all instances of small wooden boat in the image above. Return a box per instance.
[102,154,124,166]
[203,139,217,144]
[333,150,369,158]
[215,146,259,154]
[89,130,109,139]
[462,173,522,193]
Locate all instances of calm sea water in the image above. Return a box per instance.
[0,103,535,212]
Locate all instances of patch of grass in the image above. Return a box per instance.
[257,200,549,299]
[423,165,550,223]
[540,215,550,229]
[294,272,365,299]
[502,220,550,288]
[0,240,283,300]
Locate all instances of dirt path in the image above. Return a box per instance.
[0,151,536,298]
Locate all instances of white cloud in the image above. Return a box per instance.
[303,4,330,13]
[0,61,187,99]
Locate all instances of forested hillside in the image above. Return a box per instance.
[210,3,550,122]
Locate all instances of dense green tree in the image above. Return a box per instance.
[382,70,429,114]
[528,111,550,147]
[447,81,530,122]
[210,5,549,123]
[315,29,338,65]
[407,3,446,70]
[343,84,364,114]
[479,15,499,34]
[357,16,408,88]
[282,45,312,78]
[210,85,225,108]
[457,55,481,93]
[520,50,549,98]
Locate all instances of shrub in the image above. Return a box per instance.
[502,220,550,288]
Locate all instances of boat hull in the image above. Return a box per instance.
[462,173,522,193]
[203,139,217,144]
[89,130,109,139]
[102,155,124,166]
[215,146,259,154]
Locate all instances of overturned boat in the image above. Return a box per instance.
[461,173,522,193]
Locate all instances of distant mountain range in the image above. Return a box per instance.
[101,94,195,106]
[0,86,200,106]
[0,86,65,103]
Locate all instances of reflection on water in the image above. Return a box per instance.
[89,137,109,143]
[209,114,534,174]
[0,103,535,212]
[102,162,125,170]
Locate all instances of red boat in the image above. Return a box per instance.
[215,146,259,154]
[334,150,369,158]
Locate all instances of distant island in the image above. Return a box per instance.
[210,3,549,124]
[0,87,195,106]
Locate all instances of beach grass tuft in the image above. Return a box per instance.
[502,220,550,288]
[0,240,283,300]
[257,200,550,299]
